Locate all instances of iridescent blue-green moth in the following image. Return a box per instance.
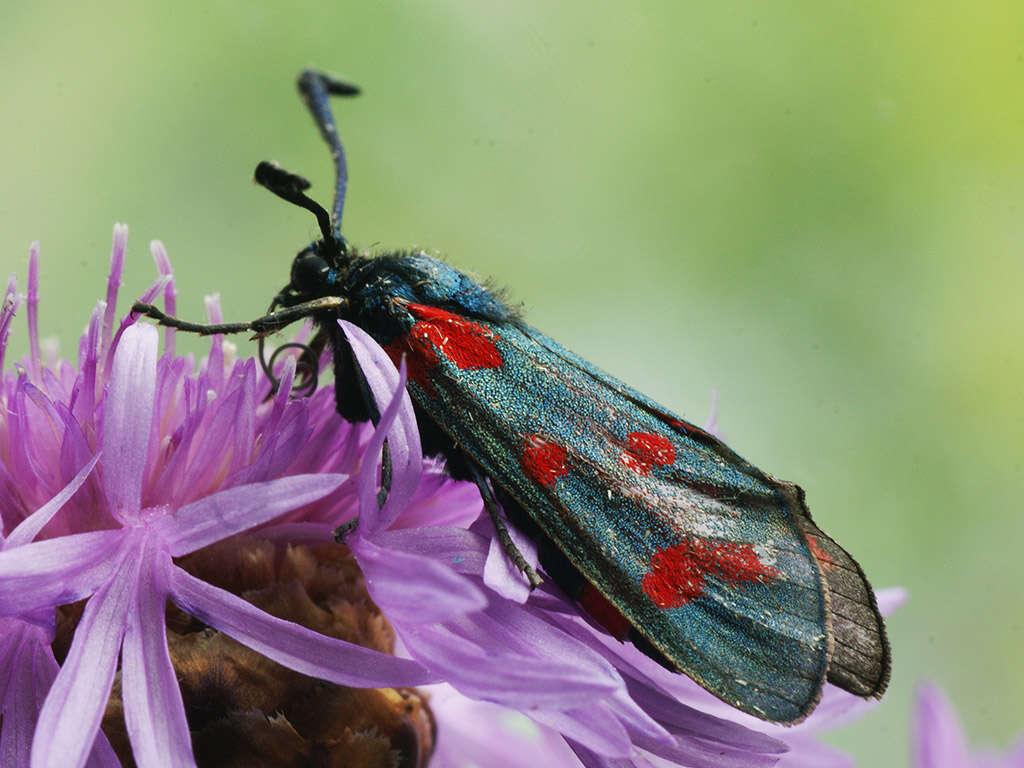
[134,70,890,723]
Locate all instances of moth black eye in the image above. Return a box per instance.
[290,248,331,295]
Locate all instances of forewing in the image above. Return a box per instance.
[527,327,891,700]
[383,304,877,721]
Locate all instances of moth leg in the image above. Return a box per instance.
[333,516,358,540]
[333,440,391,541]
[377,440,392,508]
[131,296,348,337]
[468,463,543,589]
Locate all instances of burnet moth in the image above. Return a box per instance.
[134,70,890,723]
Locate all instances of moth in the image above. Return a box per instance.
[134,71,890,723]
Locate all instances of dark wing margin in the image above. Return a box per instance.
[525,326,892,700]
[781,484,891,697]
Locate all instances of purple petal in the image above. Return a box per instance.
[4,453,100,549]
[56,644,120,768]
[399,622,618,708]
[224,361,258,477]
[427,606,674,751]
[429,685,580,768]
[539,601,790,756]
[782,683,876,733]
[32,542,139,768]
[702,389,724,439]
[102,323,158,519]
[0,273,21,375]
[103,276,169,376]
[483,516,537,603]
[272,356,297,408]
[169,377,246,495]
[1006,738,1024,768]
[160,474,346,556]
[169,566,440,687]
[912,682,970,768]
[149,240,177,357]
[0,627,19,699]
[2,632,41,766]
[0,531,121,616]
[531,704,632,759]
[341,321,423,534]
[353,537,487,623]
[100,224,128,361]
[483,597,625,681]
[371,526,490,575]
[601,688,675,747]
[27,242,41,382]
[633,734,783,768]
[622,675,784,754]
[120,545,194,767]
[389,468,482,530]
[73,304,103,430]
[83,737,121,768]
[775,734,852,768]
[203,294,225,390]
[876,587,908,616]
[568,741,642,768]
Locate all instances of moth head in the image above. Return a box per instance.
[253,160,353,307]
[275,239,348,308]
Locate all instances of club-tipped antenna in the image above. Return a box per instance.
[253,162,334,244]
[297,70,361,238]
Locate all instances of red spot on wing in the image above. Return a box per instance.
[620,431,675,475]
[579,583,632,639]
[407,304,502,370]
[383,303,502,391]
[383,336,438,392]
[521,434,568,487]
[806,537,834,570]
[641,537,779,609]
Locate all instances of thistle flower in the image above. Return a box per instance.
[0,228,437,767]
[913,683,1024,768]
[1,226,899,767]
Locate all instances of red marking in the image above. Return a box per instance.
[383,303,502,391]
[579,583,631,639]
[383,337,436,392]
[620,431,675,476]
[807,537,834,570]
[666,417,712,440]
[407,304,502,370]
[520,434,568,487]
[641,537,779,609]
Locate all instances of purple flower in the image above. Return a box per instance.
[2,224,904,768]
[0,228,436,767]
[417,589,907,768]
[913,683,1024,768]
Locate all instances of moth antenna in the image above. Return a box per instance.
[253,162,334,245]
[297,70,361,238]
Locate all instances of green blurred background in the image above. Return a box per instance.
[2,1,1022,764]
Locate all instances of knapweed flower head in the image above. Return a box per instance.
[1,225,900,768]
[0,228,437,766]
[913,683,1024,768]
